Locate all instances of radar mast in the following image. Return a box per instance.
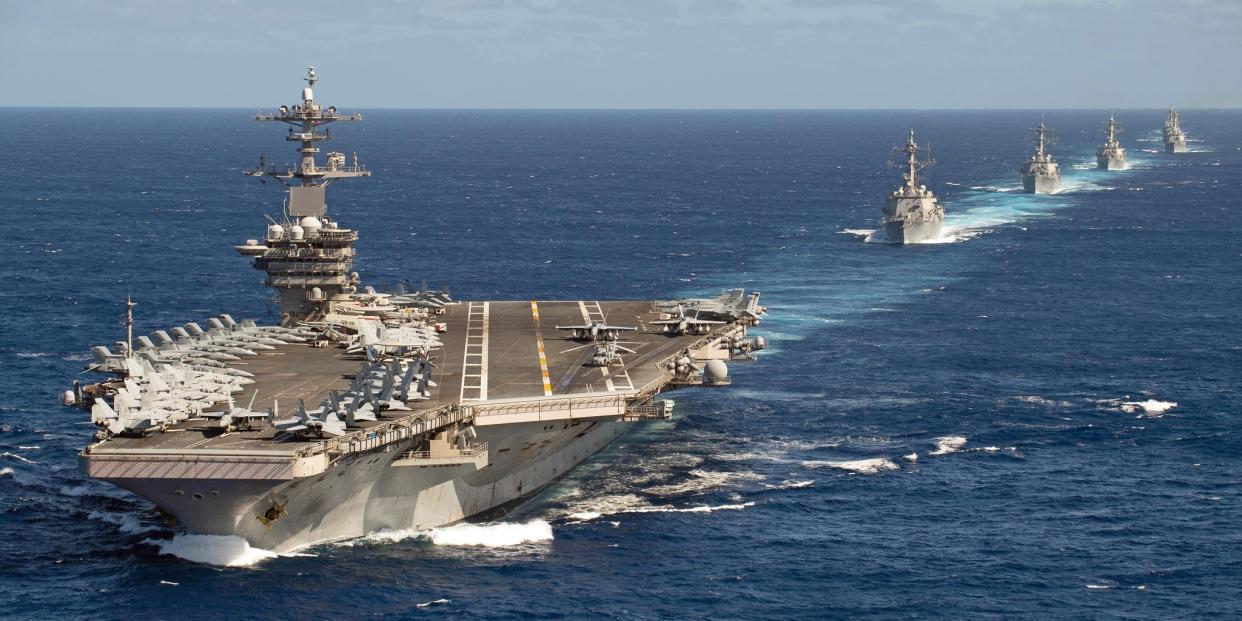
[236,67,372,324]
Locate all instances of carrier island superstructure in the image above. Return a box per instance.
[1021,117,1062,194]
[67,68,767,554]
[1163,107,1188,153]
[881,129,944,244]
[1096,115,1126,171]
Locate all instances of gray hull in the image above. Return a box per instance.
[105,419,628,553]
[883,219,943,244]
[1022,173,1061,194]
[1096,156,1126,171]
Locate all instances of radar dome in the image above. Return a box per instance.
[267,224,284,241]
[300,216,322,231]
[703,360,729,382]
[290,225,305,240]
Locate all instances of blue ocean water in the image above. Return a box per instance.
[1,108,1239,620]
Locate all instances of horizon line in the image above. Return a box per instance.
[1,105,1238,112]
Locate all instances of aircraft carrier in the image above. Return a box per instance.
[1163,107,1188,153]
[65,68,767,554]
[881,129,944,244]
[1021,116,1062,194]
[1096,115,1127,171]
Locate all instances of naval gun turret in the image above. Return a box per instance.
[1096,115,1127,171]
[1021,116,1061,194]
[1163,107,1188,154]
[236,66,371,325]
[881,129,945,244]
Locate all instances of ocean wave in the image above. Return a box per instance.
[762,479,814,490]
[342,519,554,548]
[929,436,968,456]
[643,469,765,496]
[14,352,52,358]
[59,483,135,501]
[1015,395,1074,408]
[87,510,163,535]
[564,493,756,522]
[0,467,13,477]
[801,458,899,474]
[1,452,36,464]
[144,534,279,567]
[416,599,451,608]
[1097,397,1178,417]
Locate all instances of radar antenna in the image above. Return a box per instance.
[889,129,935,190]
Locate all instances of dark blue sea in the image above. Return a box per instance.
[1,108,1239,620]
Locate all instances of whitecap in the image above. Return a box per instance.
[762,479,814,490]
[643,469,765,496]
[159,580,179,586]
[929,436,968,456]
[1121,399,1177,416]
[15,352,51,358]
[88,510,162,535]
[0,467,13,477]
[145,534,278,567]
[1,452,36,464]
[903,453,918,462]
[343,520,554,548]
[1015,395,1073,408]
[416,598,451,608]
[801,458,899,474]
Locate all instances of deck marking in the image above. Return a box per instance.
[531,301,553,396]
[459,302,489,401]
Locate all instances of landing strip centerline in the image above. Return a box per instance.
[531,301,554,396]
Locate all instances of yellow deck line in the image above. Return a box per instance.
[531,301,553,396]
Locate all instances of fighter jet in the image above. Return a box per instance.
[651,305,725,336]
[555,320,638,342]
[276,399,347,438]
[202,392,270,431]
[591,341,635,367]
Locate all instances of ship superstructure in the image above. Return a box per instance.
[69,68,768,554]
[881,129,944,244]
[1096,115,1127,171]
[1021,116,1062,194]
[1163,107,1188,153]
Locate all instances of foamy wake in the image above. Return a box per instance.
[145,534,279,567]
[1015,395,1074,408]
[564,493,756,523]
[929,436,968,456]
[763,479,814,490]
[642,469,765,496]
[341,519,554,548]
[87,510,163,535]
[1109,398,1178,417]
[801,458,899,474]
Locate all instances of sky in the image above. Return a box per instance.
[1,0,1239,109]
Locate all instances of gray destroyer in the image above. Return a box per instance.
[1163,107,1188,153]
[881,129,944,244]
[66,68,768,554]
[1021,117,1061,194]
[1096,115,1126,170]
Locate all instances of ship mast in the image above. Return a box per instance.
[126,296,135,358]
[894,129,934,190]
[1032,116,1049,159]
[238,67,373,324]
[1105,115,1118,146]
